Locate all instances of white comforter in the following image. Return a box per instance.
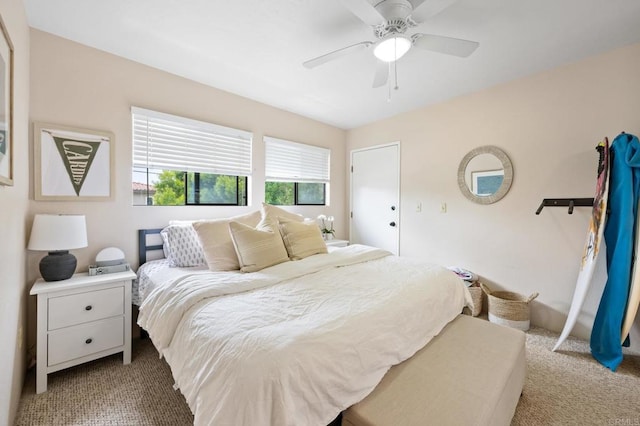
[138,245,472,426]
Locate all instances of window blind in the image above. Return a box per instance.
[132,107,252,176]
[264,136,330,183]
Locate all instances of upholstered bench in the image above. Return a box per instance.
[342,315,526,426]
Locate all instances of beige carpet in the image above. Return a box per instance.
[512,327,640,426]
[16,340,194,426]
[15,326,640,426]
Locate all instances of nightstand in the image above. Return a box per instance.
[30,270,137,393]
[325,239,349,248]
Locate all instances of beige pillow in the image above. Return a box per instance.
[228,221,289,272]
[258,202,304,232]
[278,218,328,260]
[192,210,261,271]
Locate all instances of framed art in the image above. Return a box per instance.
[34,122,115,201]
[471,169,504,196]
[0,14,14,186]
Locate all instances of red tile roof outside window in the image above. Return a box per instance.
[132,182,156,193]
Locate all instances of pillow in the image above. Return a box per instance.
[160,224,206,267]
[192,210,261,271]
[168,219,197,225]
[278,217,328,260]
[228,221,289,272]
[258,202,304,232]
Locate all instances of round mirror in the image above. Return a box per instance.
[457,146,513,204]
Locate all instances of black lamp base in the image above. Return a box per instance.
[40,250,77,282]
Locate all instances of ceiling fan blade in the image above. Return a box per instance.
[372,61,389,88]
[412,34,479,57]
[341,0,386,26]
[303,41,373,69]
[409,0,457,23]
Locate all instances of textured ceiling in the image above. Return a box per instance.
[24,0,640,129]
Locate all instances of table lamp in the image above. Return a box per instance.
[28,214,88,282]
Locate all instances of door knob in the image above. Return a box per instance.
[391,206,396,211]
[389,222,396,227]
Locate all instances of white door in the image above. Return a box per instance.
[350,143,400,254]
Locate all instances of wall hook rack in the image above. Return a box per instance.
[535,198,594,215]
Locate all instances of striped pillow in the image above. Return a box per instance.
[228,221,289,272]
[278,217,327,260]
[192,211,261,271]
[258,202,304,232]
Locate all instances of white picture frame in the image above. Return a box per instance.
[34,122,115,201]
[471,169,505,196]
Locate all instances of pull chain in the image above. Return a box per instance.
[394,58,399,90]
[387,61,392,102]
[387,39,401,101]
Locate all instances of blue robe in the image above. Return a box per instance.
[591,132,640,371]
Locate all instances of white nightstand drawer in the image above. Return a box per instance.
[48,286,124,330]
[48,316,124,366]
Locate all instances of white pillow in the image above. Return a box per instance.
[278,217,328,260]
[192,211,261,271]
[160,224,206,267]
[228,221,289,272]
[168,219,197,225]
[258,202,304,232]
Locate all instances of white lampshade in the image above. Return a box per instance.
[374,36,412,62]
[28,214,88,251]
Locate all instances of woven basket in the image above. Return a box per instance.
[481,283,538,331]
[466,284,483,317]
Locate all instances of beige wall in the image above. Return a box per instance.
[27,29,346,352]
[347,42,640,347]
[0,0,29,424]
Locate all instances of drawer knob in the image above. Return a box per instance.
[85,338,93,344]
[85,305,92,311]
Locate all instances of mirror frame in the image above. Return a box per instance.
[457,145,513,205]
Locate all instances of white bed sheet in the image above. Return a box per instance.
[138,245,472,426]
[133,259,209,306]
[133,247,344,306]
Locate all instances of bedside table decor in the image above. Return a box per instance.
[88,247,131,275]
[30,270,136,393]
[27,214,88,282]
[317,214,335,240]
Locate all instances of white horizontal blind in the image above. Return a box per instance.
[264,136,330,183]
[132,107,252,176]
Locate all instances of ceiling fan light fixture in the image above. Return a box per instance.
[374,35,411,62]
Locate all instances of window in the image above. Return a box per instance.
[186,172,247,205]
[264,136,330,206]
[132,107,251,206]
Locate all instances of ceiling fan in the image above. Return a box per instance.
[303,0,479,88]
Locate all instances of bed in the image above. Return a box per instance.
[135,211,525,426]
